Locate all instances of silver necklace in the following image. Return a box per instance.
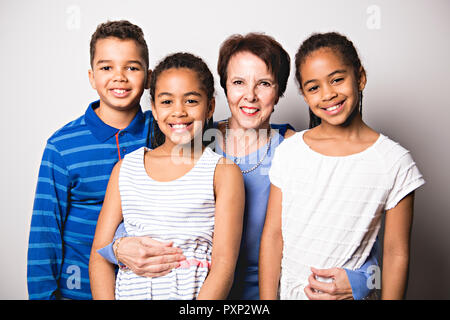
[224,119,272,174]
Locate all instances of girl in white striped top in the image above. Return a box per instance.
[90,53,244,300]
[260,33,425,300]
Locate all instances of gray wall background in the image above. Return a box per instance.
[0,0,448,299]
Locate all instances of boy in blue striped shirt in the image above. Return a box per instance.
[27,20,155,300]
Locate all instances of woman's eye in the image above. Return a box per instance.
[232,80,243,85]
[259,81,272,87]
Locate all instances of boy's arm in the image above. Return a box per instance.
[196,159,244,300]
[381,192,415,299]
[27,142,70,300]
[259,184,283,299]
[89,161,124,300]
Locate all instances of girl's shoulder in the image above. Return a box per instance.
[370,134,407,157]
[371,134,417,168]
[276,129,306,149]
[214,157,243,188]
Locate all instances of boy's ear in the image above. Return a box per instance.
[88,69,96,90]
[145,69,152,90]
[358,67,367,91]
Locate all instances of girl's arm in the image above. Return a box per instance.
[381,192,415,299]
[196,159,245,300]
[259,184,283,299]
[89,161,124,300]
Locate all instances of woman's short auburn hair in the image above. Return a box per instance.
[217,33,290,98]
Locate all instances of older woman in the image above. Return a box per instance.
[97,33,378,300]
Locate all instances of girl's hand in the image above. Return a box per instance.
[116,237,186,278]
[304,267,354,300]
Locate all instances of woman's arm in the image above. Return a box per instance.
[89,161,124,300]
[97,223,185,277]
[259,184,283,299]
[304,235,380,300]
[196,159,245,300]
[381,192,415,299]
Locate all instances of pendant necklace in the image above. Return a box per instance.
[224,119,272,174]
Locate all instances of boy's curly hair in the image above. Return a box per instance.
[89,20,149,68]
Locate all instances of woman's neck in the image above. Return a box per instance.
[221,117,272,157]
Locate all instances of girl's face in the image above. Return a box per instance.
[152,68,214,147]
[300,48,366,127]
[225,51,278,130]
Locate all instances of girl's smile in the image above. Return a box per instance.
[168,121,194,133]
[321,99,346,115]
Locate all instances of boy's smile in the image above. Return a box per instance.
[110,88,132,98]
[88,37,150,116]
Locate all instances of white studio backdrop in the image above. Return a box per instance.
[0,0,449,299]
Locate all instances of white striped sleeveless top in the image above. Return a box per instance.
[115,146,222,300]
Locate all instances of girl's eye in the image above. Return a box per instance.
[160,100,172,105]
[127,66,139,71]
[186,99,198,104]
[100,66,111,71]
[307,85,319,92]
[332,77,344,84]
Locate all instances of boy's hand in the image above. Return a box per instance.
[116,237,186,277]
[304,267,354,300]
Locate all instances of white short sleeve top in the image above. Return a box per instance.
[269,130,425,299]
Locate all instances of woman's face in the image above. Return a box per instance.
[225,51,278,130]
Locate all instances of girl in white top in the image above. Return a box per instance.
[90,53,244,299]
[259,32,425,300]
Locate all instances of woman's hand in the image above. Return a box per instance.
[304,267,354,300]
[116,237,186,278]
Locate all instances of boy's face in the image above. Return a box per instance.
[88,37,150,112]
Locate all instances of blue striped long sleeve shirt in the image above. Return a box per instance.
[27,100,153,300]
